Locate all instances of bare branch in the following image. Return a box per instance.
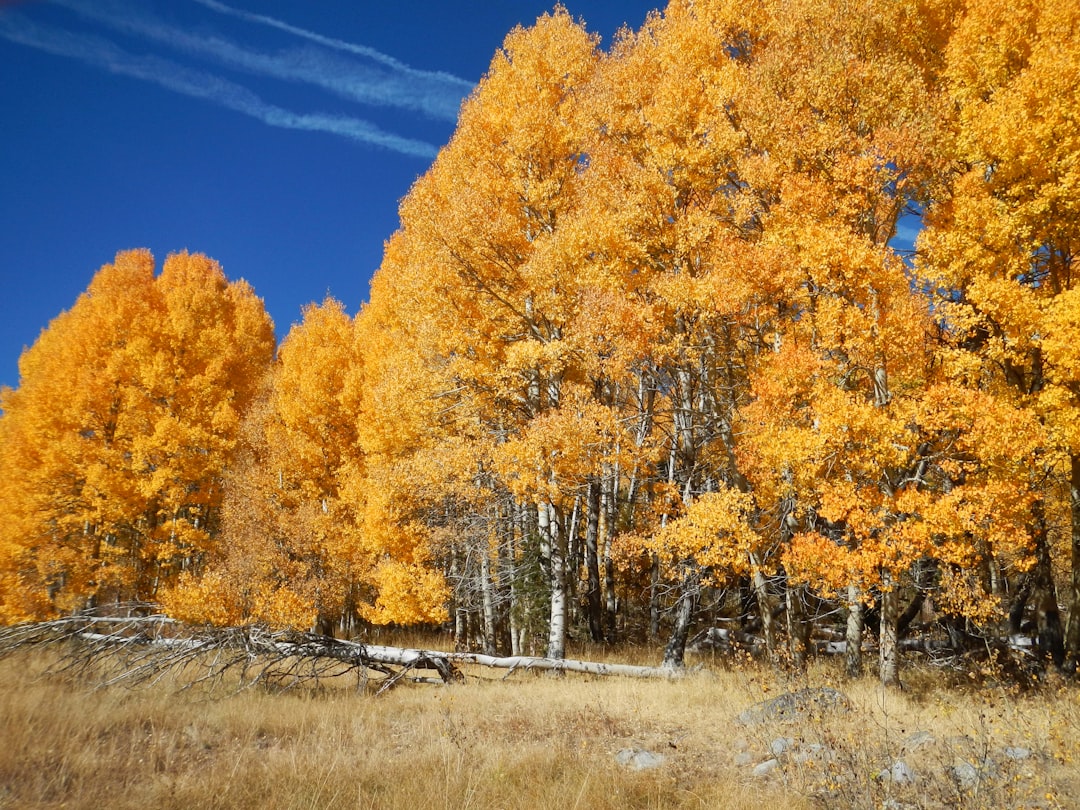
[0,604,682,694]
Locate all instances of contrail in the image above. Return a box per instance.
[0,12,439,158]
[50,0,470,122]
[191,0,474,90]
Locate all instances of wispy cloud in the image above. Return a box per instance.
[0,11,439,158]
[51,0,471,123]
[191,0,474,94]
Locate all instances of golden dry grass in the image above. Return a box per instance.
[0,643,1078,810]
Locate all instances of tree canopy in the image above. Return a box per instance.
[3,0,1078,685]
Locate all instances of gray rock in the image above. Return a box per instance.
[615,748,666,770]
[752,758,781,778]
[877,759,915,784]
[1003,746,1032,760]
[770,737,795,756]
[736,687,852,725]
[951,761,980,790]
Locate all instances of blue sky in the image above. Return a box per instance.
[0,0,658,391]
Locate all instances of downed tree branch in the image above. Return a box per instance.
[435,650,683,680]
[0,604,681,694]
[0,605,456,693]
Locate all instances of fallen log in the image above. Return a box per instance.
[0,604,681,694]
[438,650,682,680]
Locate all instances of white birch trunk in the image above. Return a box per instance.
[845,584,863,677]
[480,538,497,656]
[540,500,567,660]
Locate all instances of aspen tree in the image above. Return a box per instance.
[918,0,1080,672]
[0,251,273,620]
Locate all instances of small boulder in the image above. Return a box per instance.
[752,758,781,778]
[615,747,666,771]
[770,737,795,756]
[877,759,915,785]
[737,687,851,725]
[951,761,980,790]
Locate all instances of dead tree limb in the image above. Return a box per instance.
[0,606,457,693]
[0,604,681,694]
[436,650,682,679]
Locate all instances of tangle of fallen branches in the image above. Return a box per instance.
[0,604,681,695]
[0,603,461,694]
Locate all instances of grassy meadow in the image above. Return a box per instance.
[1,637,1078,809]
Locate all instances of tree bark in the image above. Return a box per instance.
[896,557,934,638]
[649,553,662,640]
[0,611,687,692]
[879,572,901,687]
[510,505,526,656]
[602,472,618,641]
[1031,499,1065,670]
[584,479,604,642]
[1064,455,1080,674]
[479,538,497,656]
[661,569,698,669]
[1008,569,1033,637]
[749,553,776,660]
[541,500,567,660]
[845,584,863,678]
[451,552,468,651]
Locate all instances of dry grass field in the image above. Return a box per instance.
[1,637,1078,810]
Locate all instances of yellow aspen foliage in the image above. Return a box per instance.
[165,298,450,630]
[492,384,635,507]
[0,250,273,621]
[12,0,1077,670]
[917,0,1080,658]
[356,10,610,655]
[644,488,760,584]
[392,7,599,427]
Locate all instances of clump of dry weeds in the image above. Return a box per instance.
[0,646,1076,809]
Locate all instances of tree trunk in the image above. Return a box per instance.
[662,569,698,669]
[1031,499,1065,671]
[584,479,604,642]
[749,553,776,660]
[1064,455,1080,674]
[649,553,662,640]
[845,584,863,678]
[602,473,618,641]
[541,500,567,660]
[896,557,934,638]
[311,613,336,638]
[565,495,581,631]
[1008,569,1033,637]
[451,552,468,651]
[508,500,533,657]
[0,611,690,691]
[879,572,901,687]
[480,538,497,656]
